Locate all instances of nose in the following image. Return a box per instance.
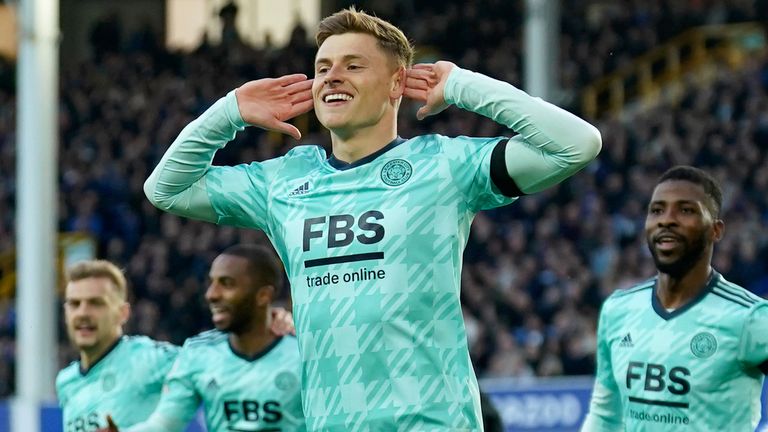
[324,64,344,85]
[205,283,220,303]
[656,208,678,227]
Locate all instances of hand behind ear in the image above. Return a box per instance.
[403,61,456,120]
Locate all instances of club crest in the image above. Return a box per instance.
[690,332,717,358]
[381,159,412,186]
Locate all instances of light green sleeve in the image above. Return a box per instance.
[143,91,247,223]
[581,304,624,432]
[444,67,602,194]
[738,302,768,371]
[123,348,201,432]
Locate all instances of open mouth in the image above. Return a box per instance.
[323,92,354,104]
[75,323,96,336]
[655,234,682,251]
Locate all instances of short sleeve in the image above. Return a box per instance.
[581,303,624,431]
[738,302,768,373]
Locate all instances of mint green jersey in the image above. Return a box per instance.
[205,133,515,431]
[582,272,768,431]
[126,331,304,432]
[145,66,602,431]
[55,336,179,432]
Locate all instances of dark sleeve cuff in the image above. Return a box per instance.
[759,359,768,375]
[490,139,524,197]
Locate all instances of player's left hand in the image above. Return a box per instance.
[95,415,119,432]
[404,61,456,120]
[270,307,295,336]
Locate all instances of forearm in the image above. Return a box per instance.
[144,91,246,221]
[445,67,601,194]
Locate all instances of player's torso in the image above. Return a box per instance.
[607,284,760,431]
[58,348,161,431]
[190,336,304,432]
[268,139,471,351]
[263,139,482,430]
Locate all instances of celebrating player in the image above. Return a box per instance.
[144,7,601,430]
[58,258,296,432]
[56,260,180,431]
[104,245,304,432]
[581,166,768,431]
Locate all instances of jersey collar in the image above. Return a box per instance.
[79,336,124,376]
[651,271,721,320]
[327,136,406,171]
[228,335,283,362]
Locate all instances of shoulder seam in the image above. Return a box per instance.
[610,279,655,298]
[186,330,226,346]
[717,280,761,303]
[711,289,752,308]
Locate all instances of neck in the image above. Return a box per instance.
[229,314,275,358]
[80,333,121,370]
[330,112,397,164]
[656,258,713,309]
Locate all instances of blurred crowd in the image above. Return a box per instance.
[1,0,767,397]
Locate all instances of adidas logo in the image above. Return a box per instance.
[206,378,219,392]
[619,333,634,348]
[288,181,311,197]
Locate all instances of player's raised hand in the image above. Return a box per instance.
[270,306,296,336]
[404,61,456,120]
[95,415,119,432]
[235,74,314,140]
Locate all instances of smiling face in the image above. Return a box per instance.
[64,277,128,354]
[206,254,271,333]
[645,180,723,278]
[313,32,403,136]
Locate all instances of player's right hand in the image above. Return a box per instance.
[235,74,314,140]
[95,415,119,432]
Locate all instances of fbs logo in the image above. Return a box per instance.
[381,159,412,186]
[619,332,634,348]
[289,181,311,197]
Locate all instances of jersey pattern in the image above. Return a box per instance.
[55,336,179,432]
[160,330,305,432]
[596,272,768,431]
[206,136,516,431]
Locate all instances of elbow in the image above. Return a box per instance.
[579,125,602,165]
[143,176,165,209]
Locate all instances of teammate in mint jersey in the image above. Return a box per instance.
[56,260,180,432]
[582,166,768,432]
[144,8,601,431]
[104,244,305,432]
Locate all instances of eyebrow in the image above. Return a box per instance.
[315,54,367,66]
[649,199,699,206]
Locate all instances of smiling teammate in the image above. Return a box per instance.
[103,245,304,432]
[144,7,601,431]
[582,166,768,431]
[56,260,179,432]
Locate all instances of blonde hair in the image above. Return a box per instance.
[316,7,414,68]
[66,260,128,301]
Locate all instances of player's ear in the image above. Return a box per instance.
[256,285,275,307]
[119,302,131,326]
[390,65,406,100]
[711,218,724,243]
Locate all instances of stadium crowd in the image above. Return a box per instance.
[1,0,767,397]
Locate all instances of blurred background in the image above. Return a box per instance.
[1,0,767,430]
